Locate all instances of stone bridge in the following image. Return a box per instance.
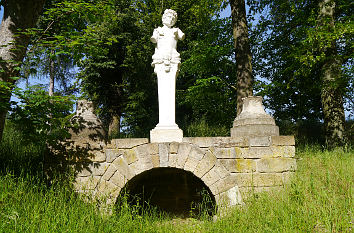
[71,99,296,215]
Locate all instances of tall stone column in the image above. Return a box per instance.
[150,9,184,143]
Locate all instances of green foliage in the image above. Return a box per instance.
[249,0,353,122]
[10,85,75,146]
[184,117,229,137]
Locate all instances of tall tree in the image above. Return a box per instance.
[230,0,253,116]
[317,0,346,147]
[0,0,46,140]
[249,0,352,147]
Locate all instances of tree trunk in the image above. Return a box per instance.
[108,114,121,138]
[0,0,46,140]
[318,0,346,148]
[230,0,253,116]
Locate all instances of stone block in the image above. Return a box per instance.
[234,147,250,158]
[159,143,169,167]
[194,151,217,178]
[169,142,179,154]
[123,149,138,164]
[245,147,274,158]
[215,175,238,194]
[211,147,236,159]
[272,146,295,158]
[218,186,242,206]
[236,173,284,187]
[182,137,215,148]
[109,170,126,188]
[221,137,249,147]
[106,149,123,163]
[168,153,178,167]
[102,164,117,181]
[239,186,283,199]
[111,138,148,149]
[112,157,135,179]
[91,151,106,162]
[249,136,271,147]
[135,144,150,158]
[272,136,295,146]
[184,157,200,172]
[147,143,159,155]
[150,128,183,143]
[220,159,256,173]
[176,143,191,168]
[90,162,110,176]
[74,176,100,191]
[97,180,118,196]
[257,158,297,173]
[214,163,229,179]
[129,157,153,175]
[231,125,279,137]
[151,154,160,167]
[201,166,220,186]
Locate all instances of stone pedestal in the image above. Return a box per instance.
[231,96,279,137]
[150,63,183,143]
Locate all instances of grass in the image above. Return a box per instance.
[0,124,353,232]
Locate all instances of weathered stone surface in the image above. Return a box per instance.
[135,144,149,158]
[201,166,220,186]
[214,163,229,179]
[151,154,160,167]
[106,149,122,163]
[97,180,118,196]
[168,153,178,167]
[102,164,117,181]
[215,175,238,194]
[147,143,159,155]
[109,170,126,188]
[239,186,283,199]
[74,176,100,190]
[159,143,169,167]
[218,186,242,206]
[91,151,106,162]
[183,147,204,172]
[246,147,274,158]
[183,137,248,148]
[231,125,279,137]
[112,157,135,179]
[234,147,249,158]
[176,143,191,168]
[194,151,217,178]
[249,136,271,147]
[272,136,295,146]
[169,142,179,154]
[211,147,236,159]
[272,146,295,158]
[220,159,256,173]
[150,128,183,143]
[236,173,283,187]
[130,157,154,175]
[89,162,110,176]
[123,149,138,164]
[257,158,297,173]
[111,138,148,149]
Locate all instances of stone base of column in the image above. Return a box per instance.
[150,127,183,143]
[231,124,279,137]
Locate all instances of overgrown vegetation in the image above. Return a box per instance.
[1,124,352,232]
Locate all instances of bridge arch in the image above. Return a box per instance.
[76,142,242,214]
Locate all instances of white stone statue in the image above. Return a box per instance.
[150,9,185,143]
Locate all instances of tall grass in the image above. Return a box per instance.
[0,123,353,232]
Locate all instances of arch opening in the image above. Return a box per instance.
[116,168,217,217]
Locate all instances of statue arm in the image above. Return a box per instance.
[177,28,185,41]
[151,28,159,43]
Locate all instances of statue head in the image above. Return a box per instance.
[162,9,177,28]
